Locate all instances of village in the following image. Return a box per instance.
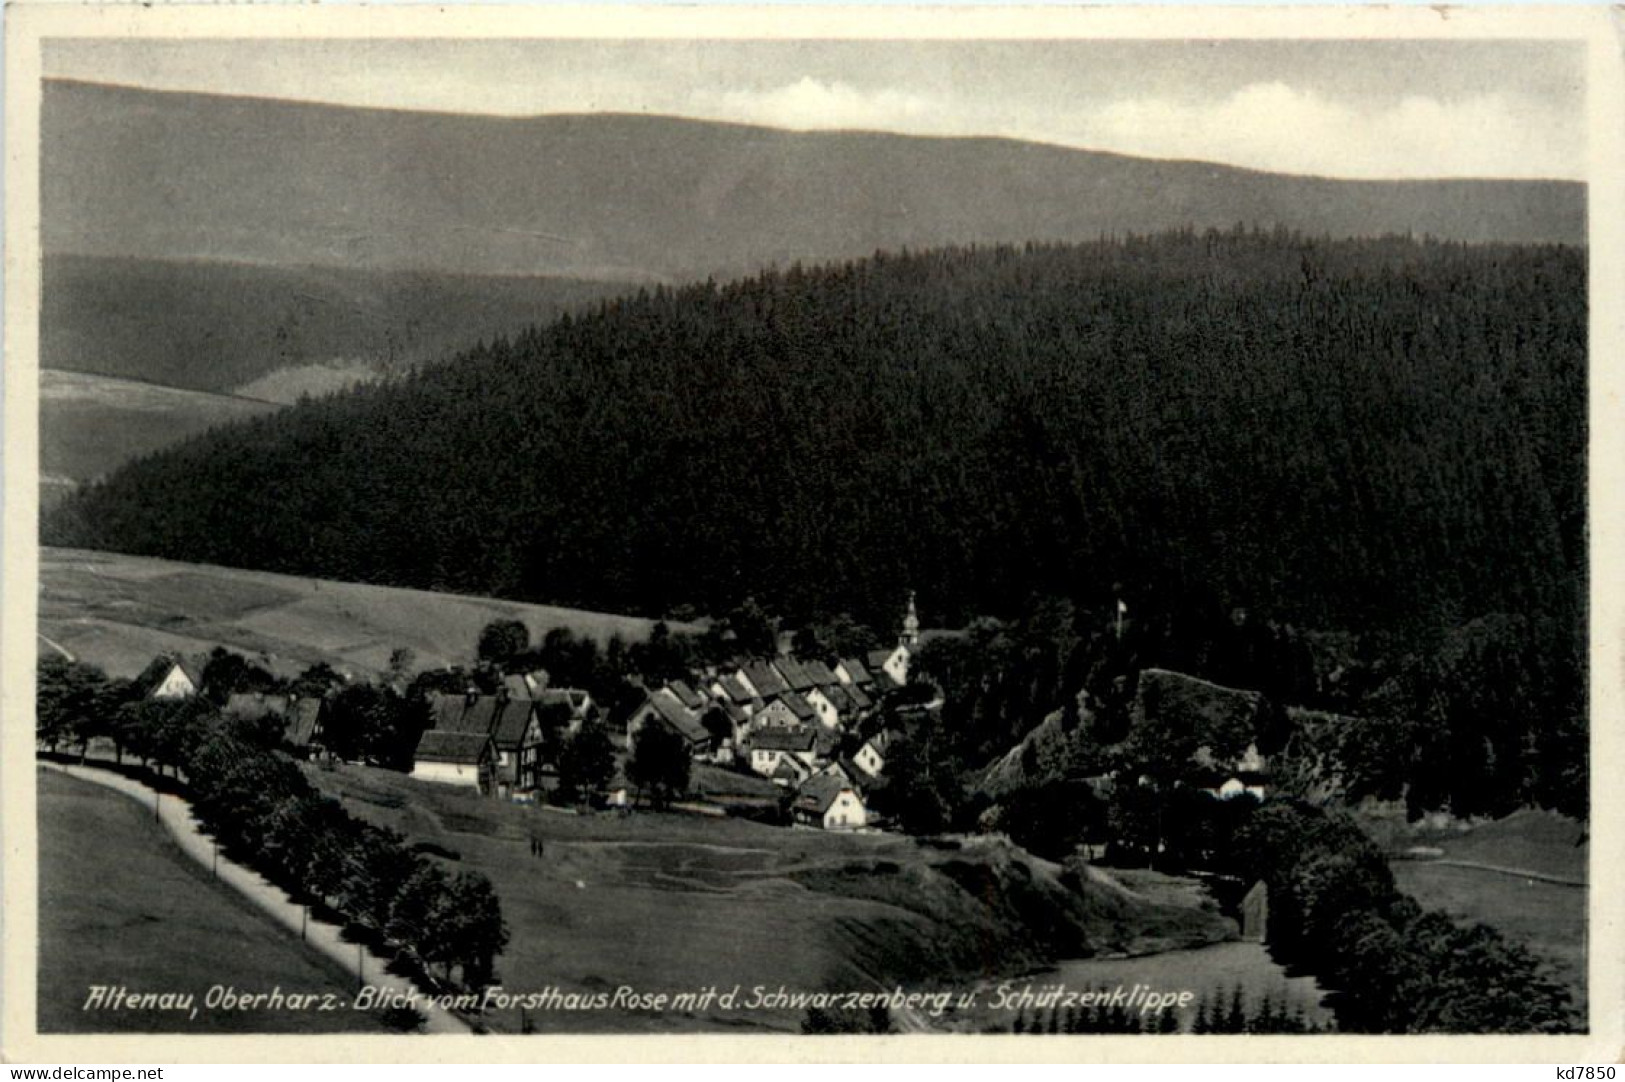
[111,596,936,834]
[90,589,1279,841]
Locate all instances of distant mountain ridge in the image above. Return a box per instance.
[45,79,1585,284]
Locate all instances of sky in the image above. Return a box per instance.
[45,38,1586,180]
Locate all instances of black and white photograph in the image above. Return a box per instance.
[3,4,1616,1060]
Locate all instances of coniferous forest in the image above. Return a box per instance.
[45,229,1586,776]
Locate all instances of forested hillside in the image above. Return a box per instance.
[46,230,1584,664]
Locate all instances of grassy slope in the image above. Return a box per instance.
[1391,863,1586,1018]
[37,768,388,1033]
[40,369,280,505]
[1382,810,1588,1017]
[39,547,698,680]
[42,254,636,393]
[305,763,1234,1033]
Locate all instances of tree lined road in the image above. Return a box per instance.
[39,761,474,1035]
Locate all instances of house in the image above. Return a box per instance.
[535,688,597,733]
[456,694,505,737]
[515,707,551,795]
[282,697,326,757]
[792,773,868,831]
[426,692,472,732]
[668,680,707,712]
[136,654,203,701]
[867,645,911,689]
[627,688,710,751]
[853,731,896,779]
[411,730,495,792]
[802,659,840,689]
[501,674,536,702]
[488,699,536,796]
[752,691,816,733]
[1197,742,1269,800]
[772,658,817,693]
[709,674,759,715]
[771,755,812,786]
[738,661,789,701]
[803,686,844,731]
[748,726,819,780]
[835,657,874,688]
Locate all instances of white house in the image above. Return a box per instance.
[140,655,202,701]
[748,727,819,780]
[854,731,896,779]
[866,645,911,689]
[793,773,868,831]
[803,686,844,731]
[412,730,495,792]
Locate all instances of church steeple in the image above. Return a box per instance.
[901,590,920,648]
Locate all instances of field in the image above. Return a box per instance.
[1383,810,1588,1018]
[39,547,698,680]
[37,768,389,1033]
[304,763,1235,1034]
[40,369,278,507]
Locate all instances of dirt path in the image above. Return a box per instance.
[40,761,473,1034]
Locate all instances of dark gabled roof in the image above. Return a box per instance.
[537,688,592,716]
[870,667,901,694]
[742,661,788,700]
[224,692,289,721]
[864,730,897,756]
[772,757,809,781]
[455,695,503,736]
[415,729,491,764]
[802,659,840,688]
[716,698,750,725]
[817,683,854,714]
[866,648,895,673]
[750,726,817,753]
[427,692,469,732]
[490,700,533,749]
[639,689,708,745]
[284,698,324,747]
[838,658,875,686]
[795,772,861,816]
[713,674,755,704]
[502,674,535,702]
[668,680,706,711]
[134,653,204,698]
[845,682,874,711]
[773,658,816,692]
[778,689,817,722]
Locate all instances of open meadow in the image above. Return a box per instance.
[40,369,278,508]
[1381,811,1587,1017]
[37,767,390,1034]
[39,547,697,680]
[305,763,1234,1034]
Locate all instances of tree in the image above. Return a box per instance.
[626,723,690,810]
[476,619,530,669]
[724,597,777,658]
[199,647,277,705]
[700,706,732,754]
[555,720,615,805]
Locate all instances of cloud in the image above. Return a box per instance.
[691,78,943,133]
[1079,82,1581,180]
